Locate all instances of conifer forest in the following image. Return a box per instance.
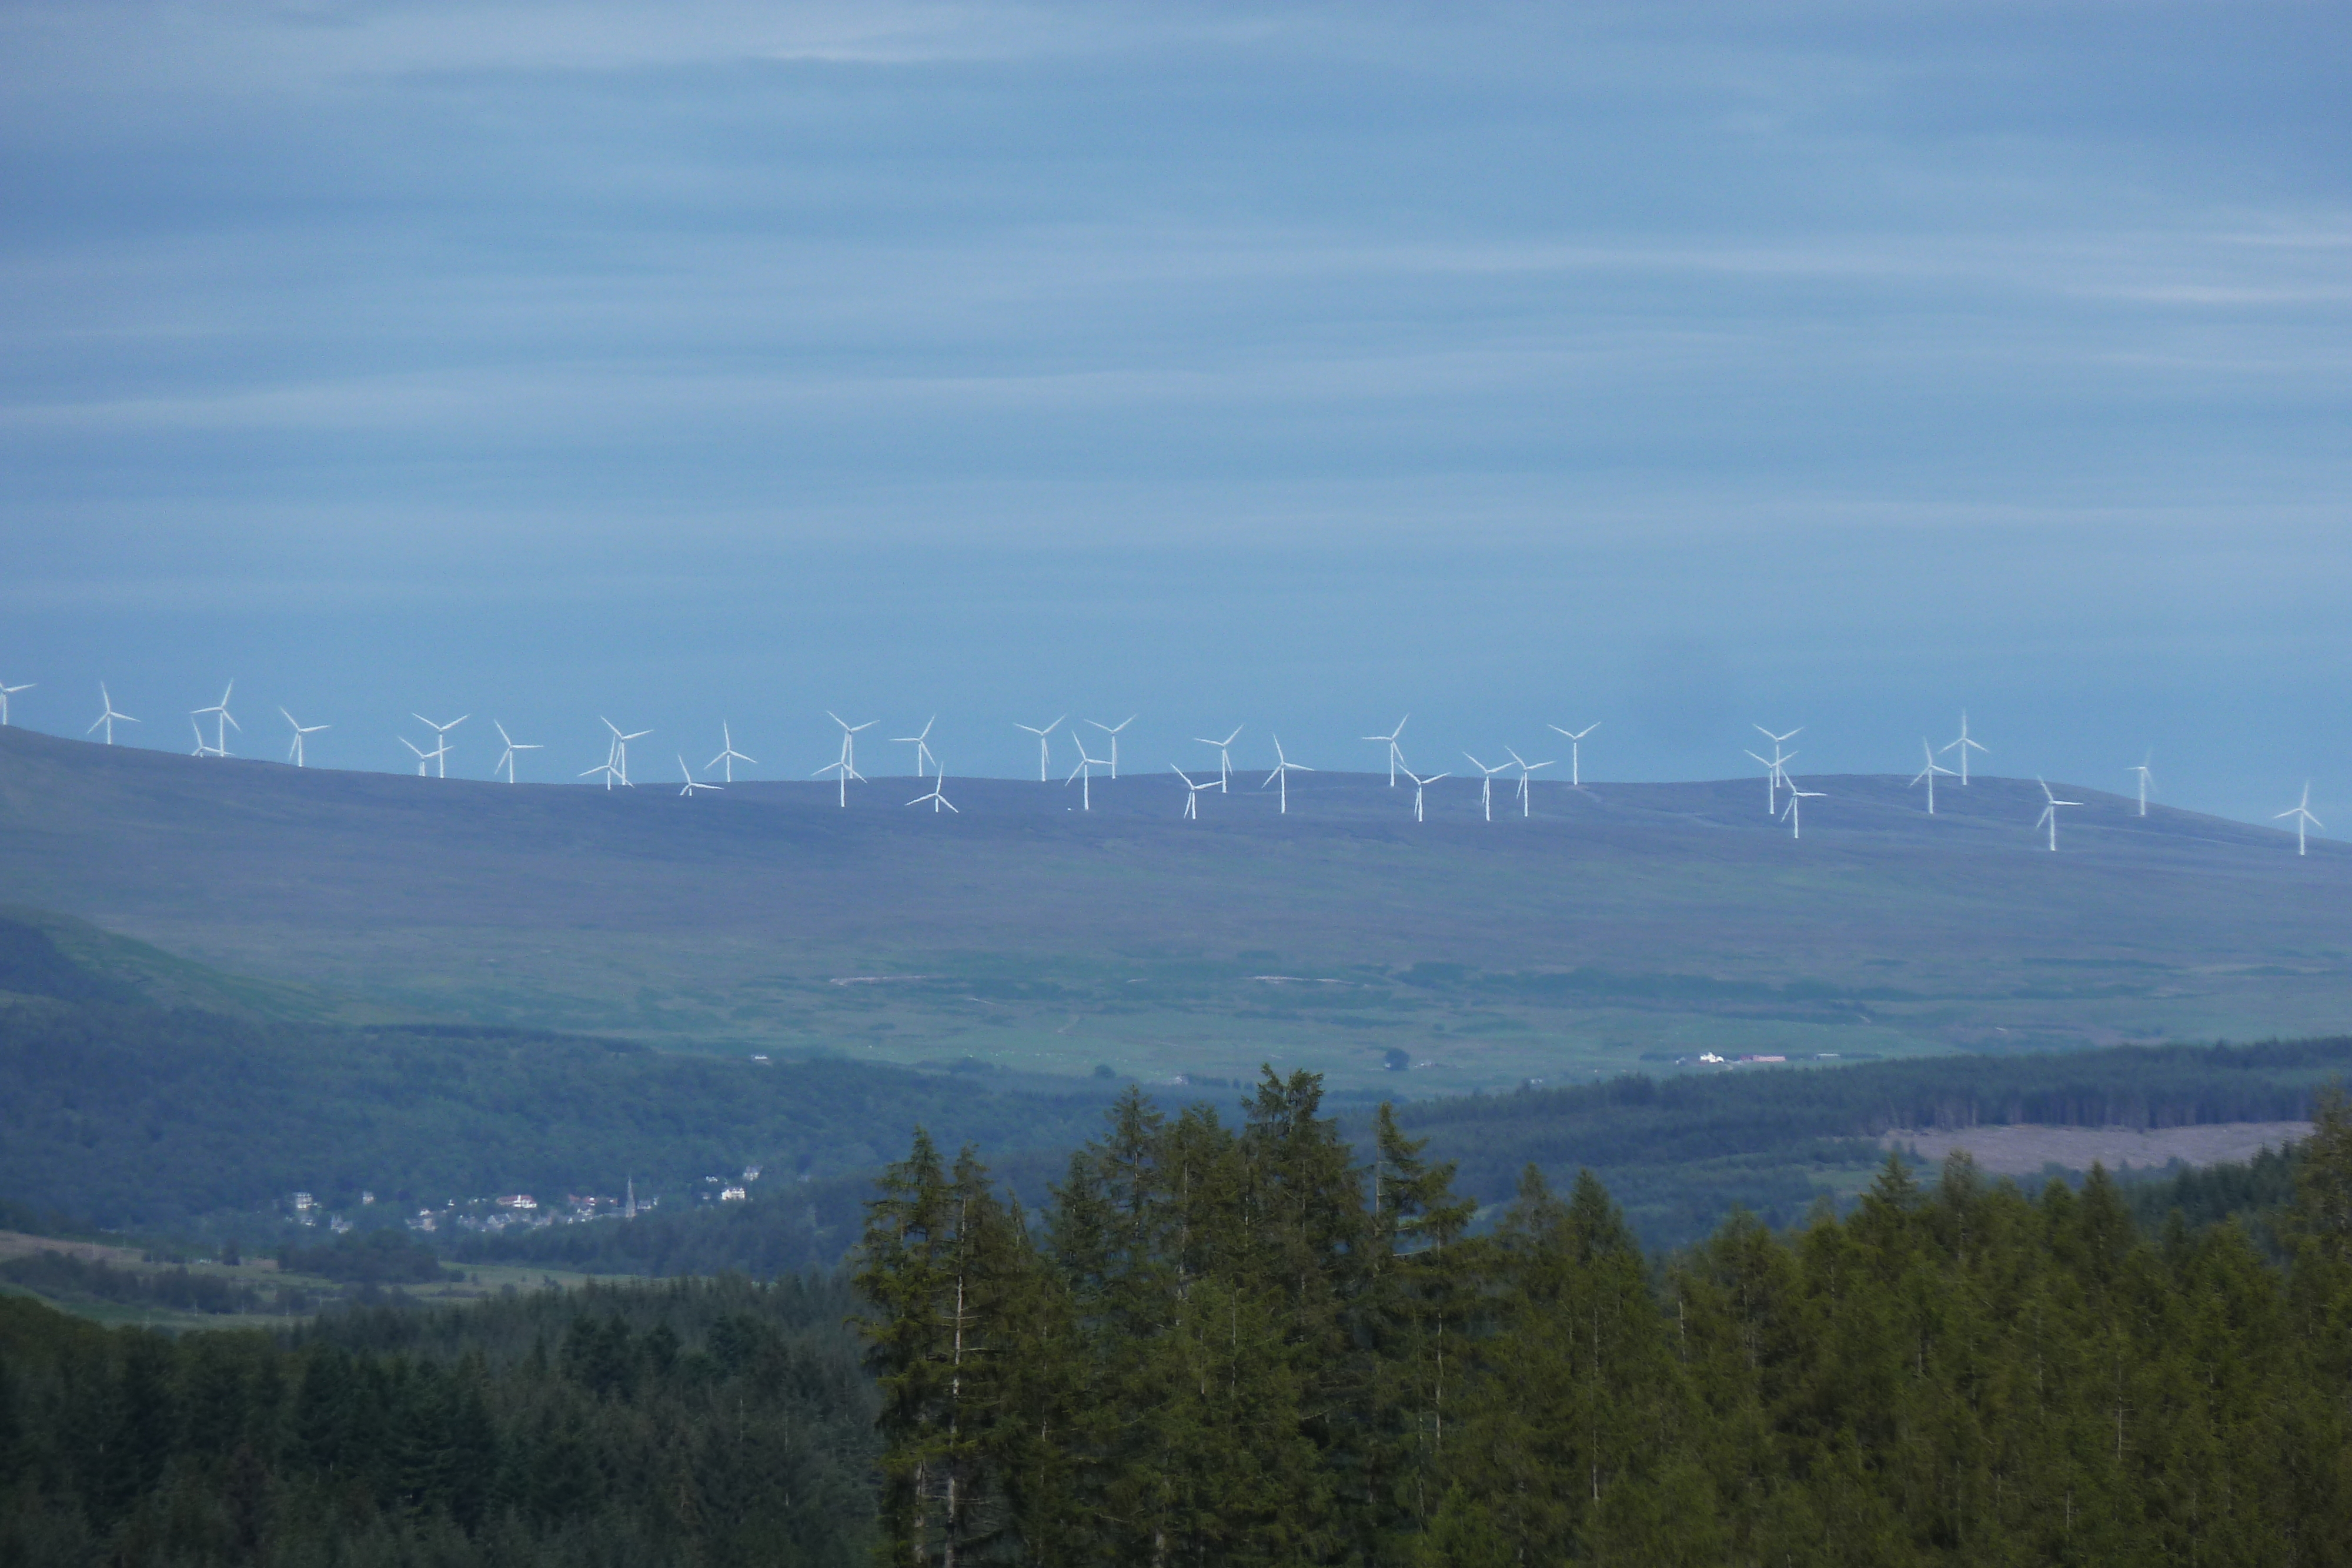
[8,1076,2352,1564]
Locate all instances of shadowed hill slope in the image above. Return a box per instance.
[2,726,2348,1089]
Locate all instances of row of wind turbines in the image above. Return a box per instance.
[15,680,2331,854]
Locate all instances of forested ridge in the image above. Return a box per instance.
[0,1277,877,1567]
[858,1074,2352,1566]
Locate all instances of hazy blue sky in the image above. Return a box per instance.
[2,2,2346,823]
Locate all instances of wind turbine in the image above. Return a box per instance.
[1506,748,1554,817]
[0,681,33,726]
[2127,753,2154,817]
[1546,724,1596,788]
[590,718,647,787]
[1194,727,1242,792]
[678,754,721,796]
[403,737,436,778]
[1067,735,1111,810]
[280,708,329,767]
[1909,738,1955,814]
[1401,765,1448,823]
[817,713,874,805]
[88,684,137,745]
[2035,777,2080,851]
[890,717,937,780]
[708,723,756,783]
[1172,764,1217,820]
[579,750,619,789]
[189,714,216,757]
[1015,715,1064,782]
[2276,783,2323,857]
[493,722,540,783]
[193,682,240,757]
[1263,734,1314,814]
[1085,716,1136,778]
[910,768,958,813]
[1781,784,1824,840]
[1940,713,1987,785]
[414,714,469,779]
[1364,717,1408,785]
[1744,740,1797,814]
[1465,753,1511,823]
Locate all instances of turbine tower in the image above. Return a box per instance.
[1940,713,1987,785]
[1067,735,1111,810]
[493,722,540,783]
[414,714,470,779]
[1909,738,1955,814]
[1782,784,1824,839]
[890,717,937,780]
[1264,735,1313,814]
[88,684,138,745]
[192,681,240,757]
[1194,727,1242,792]
[2276,783,2323,857]
[2035,777,2080,851]
[2127,753,2154,817]
[910,768,958,813]
[708,723,756,783]
[1546,724,1596,788]
[1506,748,1553,817]
[280,708,330,767]
[1401,765,1448,823]
[0,680,34,726]
[1015,716,1064,782]
[1363,717,1408,785]
[1745,737,1798,814]
[677,754,722,795]
[403,737,437,777]
[1085,716,1136,778]
[1464,753,1510,823]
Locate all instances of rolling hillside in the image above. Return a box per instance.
[2,725,2348,1090]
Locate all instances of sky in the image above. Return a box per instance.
[1,1,2346,824]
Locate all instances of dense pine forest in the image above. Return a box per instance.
[0,1277,877,1566]
[858,1073,2352,1566]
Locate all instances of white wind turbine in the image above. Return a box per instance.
[1744,740,1797,813]
[1781,783,1824,840]
[910,767,958,813]
[414,714,469,779]
[88,684,138,745]
[708,723,756,783]
[1172,764,1217,820]
[280,708,329,767]
[1909,737,1955,814]
[1085,716,1136,778]
[1547,723,1597,788]
[193,681,240,757]
[402,737,436,777]
[1464,753,1511,823]
[1364,717,1409,785]
[2127,753,2154,817]
[816,711,874,807]
[890,717,936,780]
[1940,713,1987,785]
[1015,715,1064,781]
[0,680,33,726]
[1263,734,1313,814]
[2035,777,2080,851]
[2276,783,2323,857]
[189,714,215,757]
[1506,748,1553,817]
[1067,734,1111,810]
[493,722,540,783]
[1194,726,1242,792]
[1401,765,1448,823]
[677,754,721,796]
[593,718,647,787]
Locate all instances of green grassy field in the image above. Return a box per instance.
[4,726,2347,1091]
